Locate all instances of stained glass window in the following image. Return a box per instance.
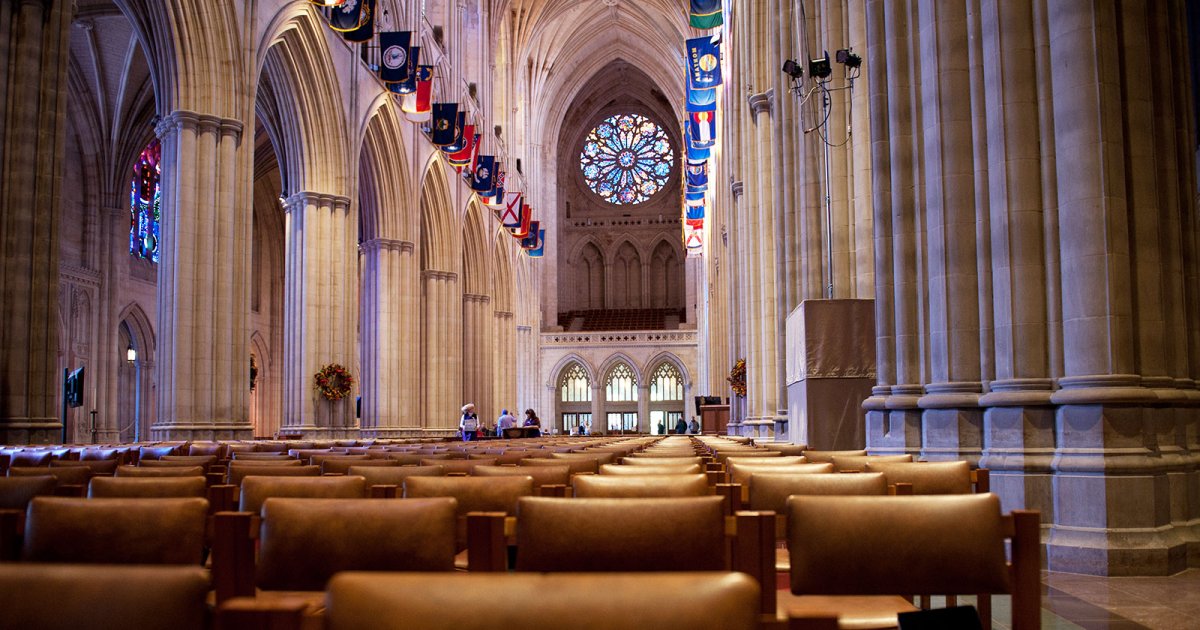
[130,140,162,263]
[560,363,592,402]
[605,363,638,402]
[650,363,683,402]
[580,113,674,205]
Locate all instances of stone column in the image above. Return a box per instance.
[727,181,747,434]
[421,270,461,436]
[591,383,604,435]
[0,0,71,444]
[280,192,357,439]
[1044,0,1177,576]
[913,0,983,464]
[975,0,1056,522]
[360,238,416,437]
[636,384,650,434]
[748,90,780,439]
[493,311,515,414]
[152,111,252,440]
[462,293,492,421]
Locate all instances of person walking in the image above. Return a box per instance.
[460,404,479,441]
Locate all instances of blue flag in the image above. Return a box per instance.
[342,0,375,43]
[328,0,365,31]
[687,35,722,90]
[686,161,709,190]
[379,32,412,84]
[525,229,546,257]
[430,103,458,146]
[686,191,706,207]
[685,125,711,161]
[388,46,421,94]
[471,155,495,192]
[689,111,717,149]
[441,112,467,152]
[521,223,542,250]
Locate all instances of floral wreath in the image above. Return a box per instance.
[314,363,354,401]
[727,358,747,398]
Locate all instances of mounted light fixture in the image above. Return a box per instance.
[836,49,862,69]
[782,59,803,80]
[809,51,832,80]
[127,344,137,363]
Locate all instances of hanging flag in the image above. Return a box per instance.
[441,112,467,152]
[686,34,723,90]
[686,191,705,207]
[687,80,717,112]
[470,155,495,192]
[342,0,375,42]
[525,229,546,257]
[500,192,523,227]
[482,170,505,205]
[447,128,478,168]
[509,203,532,238]
[686,205,706,227]
[310,0,348,7]
[379,31,412,84]
[686,161,709,190]
[429,103,458,146]
[685,230,704,252]
[520,222,542,249]
[328,0,365,31]
[689,0,723,29]
[689,111,717,148]
[389,46,421,94]
[401,65,434,121]
[685,124,711,161]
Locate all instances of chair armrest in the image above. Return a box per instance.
[212,511,257,603]
[205,471,226,487]
[732,510,776,617]
[0,509,22,561]
[890,482,913,496]
[972,468,990,494]
[716,483,743,515]
[466,511,507,571]
[539,484,568,498]
[370,484,398,498]
[217,596,308,630]
[208,484,237,514]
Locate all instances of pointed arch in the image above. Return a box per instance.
[358,99,414,243]
[420,157,457,272]
[649,237,683,309]
[598,353,644,386]
[462,200,492,296]
[643,351,692,388]
[117,302,156,442]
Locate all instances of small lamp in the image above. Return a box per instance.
[126,344,137,363]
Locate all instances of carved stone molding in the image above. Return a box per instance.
[360,238,415,254]
[747,89,774,117]
[421,270,458,282]
[283,191,352,214]
[731,180,744,198]
[462,293,492,304]
[155,110,244,141]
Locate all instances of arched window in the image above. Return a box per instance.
[579,113,674,205]
[130,139,162,262]
[559,363,591,402]
[649,362,683,401]
[605,363,638,402]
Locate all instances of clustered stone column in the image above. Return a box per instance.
[0,0,71,443]
[462,292,493,421]
[280,192,357,438]
[421,270,462,434]
[359,238,418,437]
[152,111,252,440]
[861,0,1200,575]
[493,310,516,414]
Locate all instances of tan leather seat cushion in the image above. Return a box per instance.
[520,457,597,475]
[473,464,567,488]
[0,563,209,630]
[786,494,1009,595]
[574,474,709,498]
[725,455,807,467]
[88,476,207,498]
[550,451,616,466]
[728,462,834,486]
[24,497,207,565]
[239,475,365,514]
[0,475,56,509]
[116,465,205,478]
[620,456,704,466]
[326,572,760,630]
[763,443,808,456]
[516,496,725,571]
[348,464,444,487]
[9,465,91,487]
[323,458,398,475]
[864,460,972,494]
[53,458,120,475]
[404,475,533,550]
[228,463,319,487]
[421,457,496,474]
[831,454,914,472]
[600,463,703,475]
[749,473,888,512]
[801,449,868,464]
[257,497,456,591]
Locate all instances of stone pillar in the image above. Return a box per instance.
[280,192,357,439]
[462,293,492,421]
[590,383,604,435]
[151,110,252,440]
[913,0,983,465]
[747,90,779,439]
[493,311,515,415]
[360,238,416,437]
[636,384,650,434]
[0,0,71,444]
[727,180,747,435]
[421,270,461,436]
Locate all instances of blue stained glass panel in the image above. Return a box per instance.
[130,140,162,263]
[579,114,674,205]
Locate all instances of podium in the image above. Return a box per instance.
[699,405,729,434]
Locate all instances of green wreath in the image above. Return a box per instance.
[314,363,354,401]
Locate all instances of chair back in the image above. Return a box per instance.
[228,463,319,487]
[864,460,972,494]
[727,462,833,487]
[550,452,616,466]
[323,458,398,475]
[515,496,725,571]
[239,475,366,514]
[0,475,56,509]
[348,464,445,488]
[53,459,120,475]
[423,457,496,474]
[9,465,91,488]
[520,457,597,475]
[762,443,808,456]
[831,453,914,472]
[24,497,207,565]
[473,464,568,489]
[257,497,456,591]
[139,445,183,461]
[325,572,760,630]
[404,476,533,551]
[620,456,704,466]
[800,449,868,464]
[725,455,807,467]
[116,465,204,478]
[0,564,209,630]
[600,463,702,475]
[573,474,709,498]
[89,476,207,499]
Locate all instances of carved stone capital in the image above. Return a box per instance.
[360,238,415,254]
[283,191,352,214]
[747,89,774,117]
[731,180,744,198]
[422,269,458,282]
[156,110,245,141]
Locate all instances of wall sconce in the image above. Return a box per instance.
[127,344,137,363]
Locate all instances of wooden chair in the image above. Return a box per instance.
[52,458,120,476]
[422,457,496,475]
[116,464,205,478]
[726,455,807,468]
[227,463,318,487]
[238,475,366,514]
[9,465,91,497]
[23,496,208,565]
[620,456,705,466]
[780,494,1040,630]
[520,456,597,475]
[550,451,617,466]
[725,463,835,507]
[323,572,761,630]
[322,458,398,475]
[403,475,534,558]
[864,460,985,494]
[799,449,868,464]
[763,443,808,456]
[348,464,445,498]
[600,463,703,475]
[0,475,56,560]
[213,497,457,608]
[139,445,184,461]
[88,476,207,499]
[830,454,913,472]
[0,563,209,630]
[573,473,710,498]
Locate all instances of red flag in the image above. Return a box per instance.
[509,204,532,238]
[402,65,433,122]
[448,127,477,169]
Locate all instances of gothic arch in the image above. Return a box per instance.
[249,330,276,439]
[462,200,492,296]
[420,157,457,273]
[117,302,156,442]
[358,99,414,243]
[547,354,597,388]
[597,353,644,386]
[643,351,691,389]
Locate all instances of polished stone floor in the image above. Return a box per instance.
[982,569,1200,629]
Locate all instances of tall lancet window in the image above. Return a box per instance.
[580,113,674,205]
[130,139,162,263]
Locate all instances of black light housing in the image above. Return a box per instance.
[836,48,862,69]
[782,59,803,80]
[809,51,832,80]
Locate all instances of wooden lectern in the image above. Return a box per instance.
[699,404,729,434]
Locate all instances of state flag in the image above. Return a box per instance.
[440,112,467,152]
[687,34,723,90]
[500,193,523,228]
[520,223,542,249]
[390,46,421,94]
[429,103,458,146]
[689,0,723,29]
[328,0,365,31]
[686,191,705,207]
[448,128,478,168]
[379,32,411,84]
[470,155,495,192]
[342,0,375,42]
[689,111,717,148]
[525,229,546,257]
[509,203,532,238]
[402,65,433,121]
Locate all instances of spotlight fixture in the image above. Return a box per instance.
[809,51,832,80]
[782,59,803,80]
[836,48,862,69]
